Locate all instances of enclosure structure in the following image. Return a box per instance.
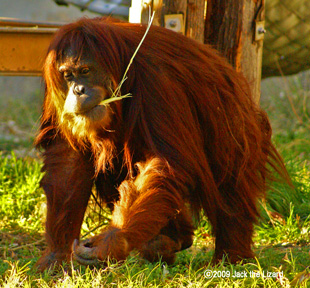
[0,18,61,76]
[0,0,264,102]
[1,0,309,78]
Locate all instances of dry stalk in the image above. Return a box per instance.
[99,12,155,106]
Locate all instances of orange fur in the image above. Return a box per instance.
[35,17,289,271]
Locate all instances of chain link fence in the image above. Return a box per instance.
[263,0,310,77]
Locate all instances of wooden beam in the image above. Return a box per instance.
[186,0,206,43]
[205,0,265,103]
[150,0,206,43]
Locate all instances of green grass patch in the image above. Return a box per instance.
[0,143,310,286]
[0,90,42,156]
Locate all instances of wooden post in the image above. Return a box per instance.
[145,0,205,43]
[186,0,206,43]
[205,0,265,103]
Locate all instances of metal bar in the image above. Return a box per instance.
[0,27,59,33]
[0,17,64,28]
[0,20,62,76]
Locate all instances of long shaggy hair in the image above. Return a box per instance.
[36,17,289,270]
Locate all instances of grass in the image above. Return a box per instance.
[99,13,155,107]
[0,88,42,157]
[0,71,310,286]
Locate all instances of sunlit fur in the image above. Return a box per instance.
[60,100,112,142]
[35,17,290,271]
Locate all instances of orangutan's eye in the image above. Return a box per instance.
[81,68,90,75]
[63,71,73,80]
